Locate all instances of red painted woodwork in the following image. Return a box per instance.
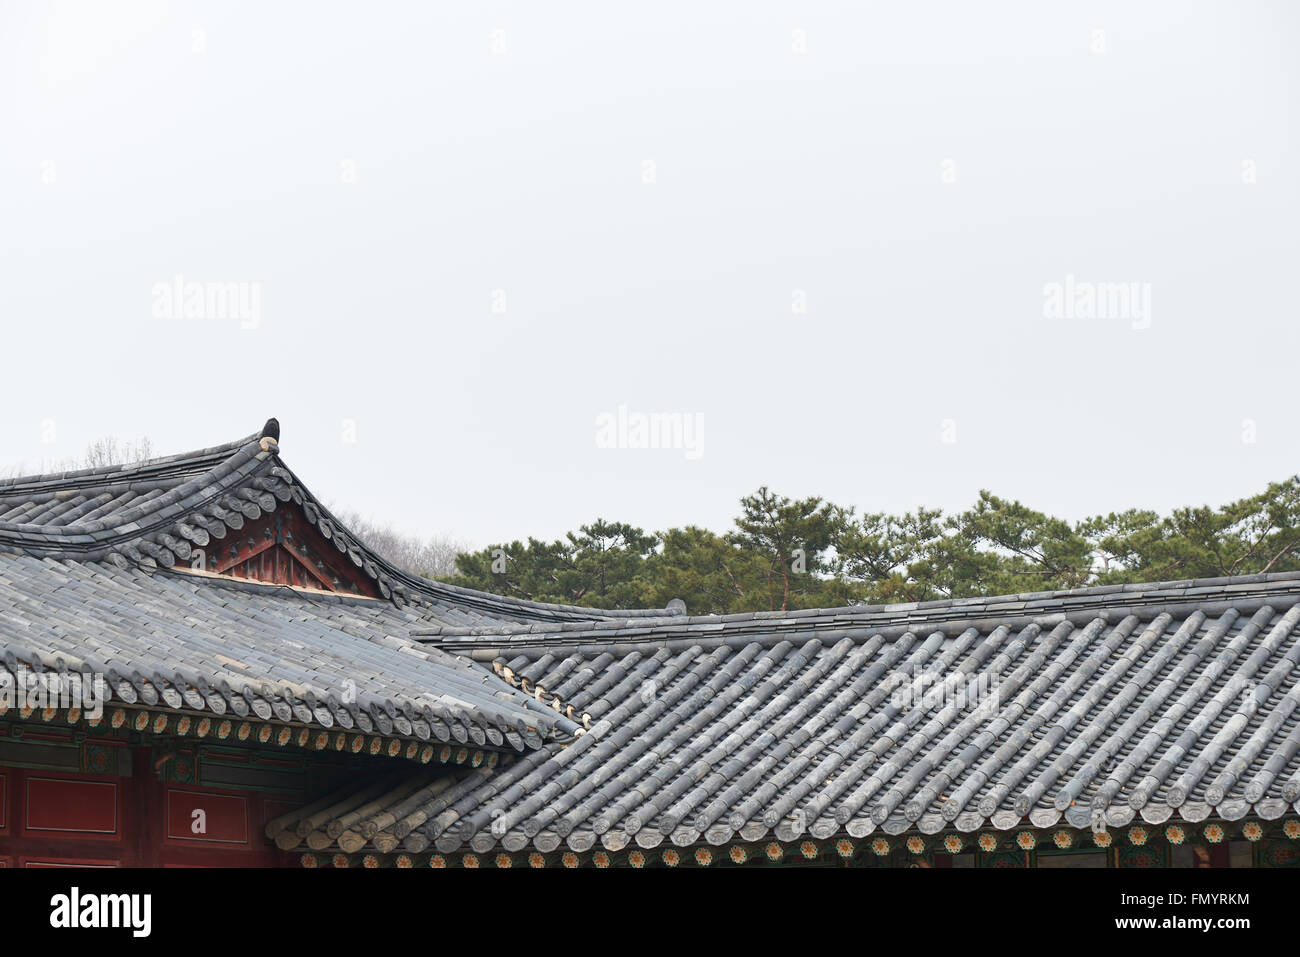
[25,776,118,837]
[165,789,249,846]
[0,773,6,831]
[0,752,297,867]
[204,505,378,597]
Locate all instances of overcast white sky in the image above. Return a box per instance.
[1,1,1296,548]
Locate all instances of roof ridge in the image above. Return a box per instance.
[0,431,261,492]
[411,569,1300,646]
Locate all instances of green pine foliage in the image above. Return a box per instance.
[438,477,1300,615]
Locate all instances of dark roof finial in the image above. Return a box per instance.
[261,418,281,441]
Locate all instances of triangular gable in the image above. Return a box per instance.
[200,503,379,597]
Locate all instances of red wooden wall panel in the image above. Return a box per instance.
[164,789,249,846]
[24,777,118,837]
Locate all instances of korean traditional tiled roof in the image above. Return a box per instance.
[11,420,1300,861]
[270,571,1300,857]
[0,420,682,748]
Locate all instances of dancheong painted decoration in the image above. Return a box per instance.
[0,419,1299,867]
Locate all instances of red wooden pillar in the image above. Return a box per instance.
[124,745,154,866]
